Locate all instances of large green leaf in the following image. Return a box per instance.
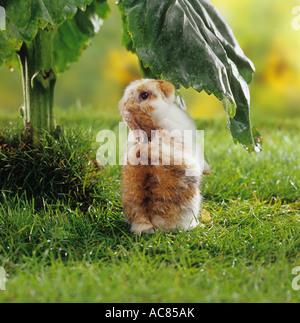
[53,0,110,73]
[0,31,22,68]
[1,0,93,41]
[121,0,262,152]
[0,0,109,73]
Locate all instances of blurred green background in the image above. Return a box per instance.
[0,0,299,121]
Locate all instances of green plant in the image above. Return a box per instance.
[0,0,261,151]
[0,0,110,142]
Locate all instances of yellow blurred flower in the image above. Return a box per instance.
[103,49,141,86]
[181,88,223,119]
[263,40,300,97]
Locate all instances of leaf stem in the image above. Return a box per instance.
[18,28,57,142]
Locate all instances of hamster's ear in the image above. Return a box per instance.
[158,80,175,99]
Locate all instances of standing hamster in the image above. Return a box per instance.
[119,79,209,235]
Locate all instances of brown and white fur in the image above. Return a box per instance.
[119,79,210,235]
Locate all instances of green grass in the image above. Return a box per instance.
[0,110,299,303]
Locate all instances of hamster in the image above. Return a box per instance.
[119,79,209,235]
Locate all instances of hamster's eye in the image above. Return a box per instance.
[140,91,150,101]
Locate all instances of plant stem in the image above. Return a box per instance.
[18,28,56,141]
